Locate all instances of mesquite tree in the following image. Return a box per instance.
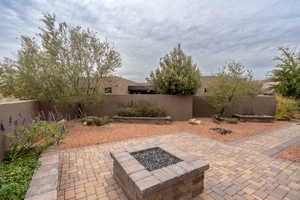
[271,47,300,99]
[149,44,201,95]
[0,14,121,107]
[206,61,261,116]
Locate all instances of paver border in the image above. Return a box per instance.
[25,145,59,200]
[60,123,298,165]
[263,135,300,156]
[228,124,295,145]
[60,123,294,152]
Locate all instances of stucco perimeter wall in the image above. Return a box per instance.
[86,94,193,121]
[193,95,276,117]
[193,96,218,117]
[228,96,276,116]
[0,100,39,160]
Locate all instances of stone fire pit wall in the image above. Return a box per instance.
[110,142,209,200]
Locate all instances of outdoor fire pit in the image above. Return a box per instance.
[110,142,209,200]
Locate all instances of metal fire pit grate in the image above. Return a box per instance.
[130,147,182,171]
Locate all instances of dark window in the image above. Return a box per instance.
[105,87,112,93]
[204,88,207,93]
[128,85,156,94]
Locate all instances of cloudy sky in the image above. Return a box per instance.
[0,0,299,82]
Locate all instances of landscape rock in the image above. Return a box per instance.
[57,119,66,125]
[210,127,232,135]
[189,118,201,125]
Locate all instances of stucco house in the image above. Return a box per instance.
[261,81,279,95]
[196,76,217,96]
[103,76,274,96]
[103,76,216,95]
[102,76,154,94]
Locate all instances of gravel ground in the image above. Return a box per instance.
[276,141,300,162]
[131,147,181,171]
[60,118,290,149]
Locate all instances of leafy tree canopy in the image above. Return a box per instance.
[149,44,201,95]
[0,14,121,103]
[271,47,300,99]
[206,61,261,116]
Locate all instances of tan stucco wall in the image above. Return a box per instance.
[228,96,276,116]
[193,96,218,117]
[86,94,193,121]
[0,100,39,160]
[193,95,276,117]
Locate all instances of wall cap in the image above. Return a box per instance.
[0,100,37,105]
[24,145,59,200]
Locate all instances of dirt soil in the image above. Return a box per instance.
[60,118,290,149]
[276,141,300,162]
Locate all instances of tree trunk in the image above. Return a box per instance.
[77,103,86,118]
[220,107,226,117]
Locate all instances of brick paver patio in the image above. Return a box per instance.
[58,124,300,200]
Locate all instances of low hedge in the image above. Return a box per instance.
[118,103,167,117]
[80,116,112,126]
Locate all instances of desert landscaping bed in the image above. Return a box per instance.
[276,141,300,162]
[112,115,172,124]
[60,118,290,149]
[233,114,274,122]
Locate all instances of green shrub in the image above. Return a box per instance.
[223,117,239,124]
[1,120,63,200]
[275,96,298,120]
[211,115,238,124]
[80,116,112,126]
[212,117,221,124]
[212,114,222,124]
[0,152,40,200]
[4,121,63,162]
[118,103,167,117]
[148,44,201,95]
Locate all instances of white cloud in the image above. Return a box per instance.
[0,0,299,81]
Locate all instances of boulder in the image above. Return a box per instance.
[57,119,66,125]
[188,118,201,125]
